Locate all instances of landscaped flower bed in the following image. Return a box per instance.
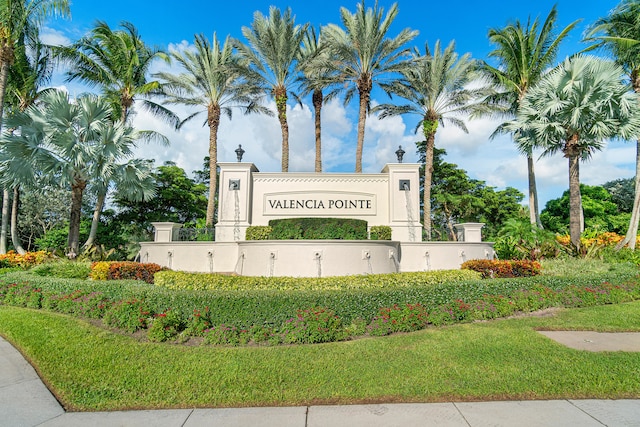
[1,265,639,346]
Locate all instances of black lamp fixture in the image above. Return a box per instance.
[235,144,245,162]
[395,145,405,163]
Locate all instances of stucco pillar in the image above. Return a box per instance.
[215,163,258,242]
[381,163,422,242]
[151,222,182,242]
[454,223,485,242]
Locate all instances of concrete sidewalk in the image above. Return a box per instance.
[2,336,639,427]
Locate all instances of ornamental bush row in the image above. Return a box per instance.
[90,261,164,283]
[461,259,542,278]
[4,265,637,329]
[2,276,640,345]
[245,224,393,241]
[0,250,51,269]
[154,269,481,292]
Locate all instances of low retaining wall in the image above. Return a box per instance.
[139,240,495,277]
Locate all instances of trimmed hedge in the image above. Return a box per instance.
[90,261,164,284]
[2,268,640,339]
[154,269,482,291]
[461,259,542,278]
[370,225,392,240]
[268,217,368,240]
[246,226,272,240]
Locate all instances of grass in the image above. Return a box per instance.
[1,301,639,411]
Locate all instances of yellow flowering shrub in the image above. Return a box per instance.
[0,250,51,268]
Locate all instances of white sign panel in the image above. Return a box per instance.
[263,191,376,216]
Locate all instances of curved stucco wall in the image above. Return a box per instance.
[139,240,494,277]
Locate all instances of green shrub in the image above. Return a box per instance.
[367,303,429,336]
[103,299,152,333]
[107,262,164,284]
[369,225,392,240]
[0,250,51,268]
[245,226,273,240]
[268,218,368,240]
[461,259,541,278]
[147,310,184,342]
[184,307,213,336]
[154,269,481,292]
[90,261,110,280]
[280,307,343,344]
[31,260,91,279]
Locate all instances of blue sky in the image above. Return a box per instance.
[42,0,627,209]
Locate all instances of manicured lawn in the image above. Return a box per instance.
[1,301,639,411]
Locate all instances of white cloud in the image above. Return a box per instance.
[40,26,71,46]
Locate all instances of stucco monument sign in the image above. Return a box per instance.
[214,162,422,243]
[140,161,494,277]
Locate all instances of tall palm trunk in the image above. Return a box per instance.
[617,72,640,250]
[83,192,106,249]
[527,154,543,228]
[617,139,640,250]
[275,88,289,172]
[0,56,11,254]
[313,89,323,173]
[567,152,581,250]
[10,186,25,254]
[206,103,220,227]
[67,178,87,259]
[0,189,7,253]
[355,81,371,173]
[423,121,437,241]
[85,102,132,250]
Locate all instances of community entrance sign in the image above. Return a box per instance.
[214,162,422,242]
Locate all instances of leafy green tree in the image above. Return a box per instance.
[509,56,640,249]
[587,0,640,249]
[541,184,629,234]
[374,40,489,239]
[482,5,578,228]
[428,147,523,240]
[603,178,635,213]
[234,7,306,172]
[0,0,70,253]
[17,184,70,250]
[113,162,207,236]
[0,90,152,257]
[156,33,267,227]
[321,1,417,172]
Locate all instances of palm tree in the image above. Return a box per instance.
[234,7,307,172]
[0,90,154,257]
[508,56,640,250]
[297,26,340,172]
[57,20,177,125]
[482,6,578,228]
[586,0,640,249]
[374,40,490,240]
[0,0,70,253]
[4,34,54,254]
[55,20,176,249]
[321,1,417,173]
[156,33,268,227]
